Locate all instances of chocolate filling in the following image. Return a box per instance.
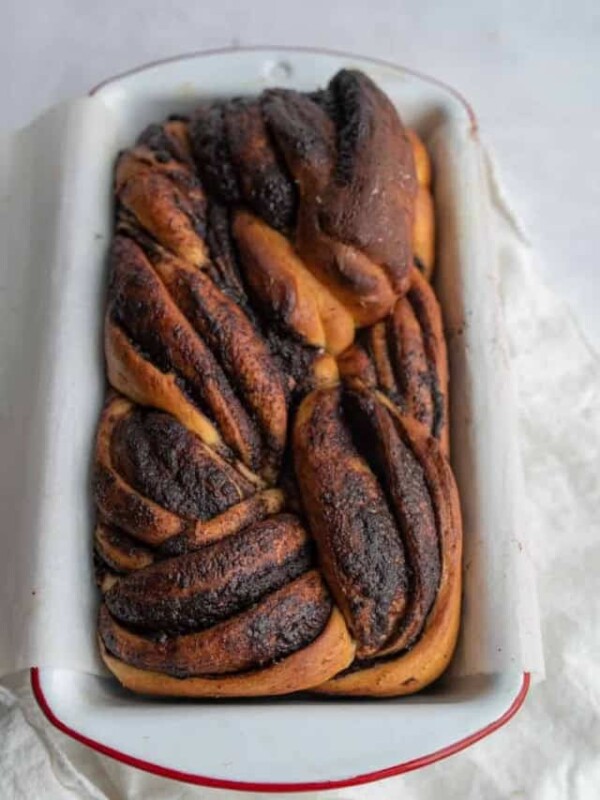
[295,388,408,654]
[343,388,441,650]
[205,202,252,309]
[111,409,254,521]
[137,123,189,165]
[408,286,445,440]
[100,571,331,678]
[327,69,366,186]
[108,236,263,469]
[223,97,297,232]
[104,514,313,632]
[190,103,241,204]
[94,523,154,573]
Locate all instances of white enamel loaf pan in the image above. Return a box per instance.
[9,47,535,790]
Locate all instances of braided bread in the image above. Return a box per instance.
[93,69,461,698]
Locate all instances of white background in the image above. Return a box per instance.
[1,2,599,799]
[3,0,599,349]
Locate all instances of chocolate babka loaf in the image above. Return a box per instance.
[93,69,462,697]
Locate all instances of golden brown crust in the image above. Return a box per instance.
[115,146,208,266]
[407,129,435,280]
[413,186,435,279]
[94,523,154,573]
[406,129,431,188]
[233,210,355,356]
[105,320,225,454]
[300,235,399,328]
[158,488,285,556]
[312,352,340,387]
[100,606,355,697]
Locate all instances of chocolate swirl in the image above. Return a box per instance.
[338,268,449,454]
[106,234,288,479]
[294,385,450,659]
[93,395,283,549]
[99,571,333,678]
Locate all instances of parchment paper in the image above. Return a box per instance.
[0,95,544,680]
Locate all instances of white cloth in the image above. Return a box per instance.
[2,1,599,794]
[1,158,599,799]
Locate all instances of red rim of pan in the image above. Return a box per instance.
[31,46,518,793]
[31,668,530,792]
